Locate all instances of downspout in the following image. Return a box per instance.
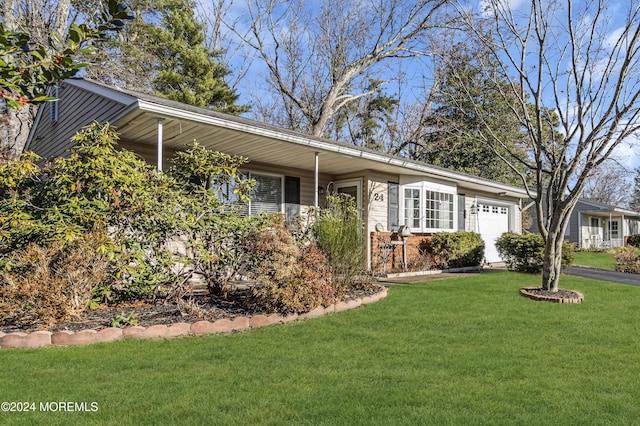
[157,118,164,172]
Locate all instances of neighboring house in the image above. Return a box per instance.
[25,78,531,271]
[526,198,640,249]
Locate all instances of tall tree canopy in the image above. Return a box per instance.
[236,0,450,138]
[414,42,529,185]
[84,0,246,114]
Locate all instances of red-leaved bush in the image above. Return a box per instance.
[0,232,111,328]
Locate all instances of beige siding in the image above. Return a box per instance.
[27,83,129,160]
[365,171,400,233]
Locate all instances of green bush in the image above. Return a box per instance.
[495,232,574,273]
[627,234,640,248]
[430,231,485,269]
[312,193,367,289]
[0,122,263,304]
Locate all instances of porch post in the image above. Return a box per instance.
[314,152,319,209]
[622,214,626,245]
[157,118,164,172]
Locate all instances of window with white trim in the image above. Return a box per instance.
[609,220,619,239]
[425,190,454,229]
[250,173,282,216]
[400,179,456,232]
[404,188,421,228]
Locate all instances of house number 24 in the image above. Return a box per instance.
[373,193,384,201]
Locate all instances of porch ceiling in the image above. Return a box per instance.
[581,210,640,219]
[110,101,530,199]
[112,107,402,177]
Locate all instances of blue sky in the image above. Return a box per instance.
[212,0,640,176]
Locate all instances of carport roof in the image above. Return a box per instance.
[67,78,530,199]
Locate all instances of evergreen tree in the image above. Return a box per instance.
[83,0,247,114]
[149,0,247,114]
[417,43,529,186]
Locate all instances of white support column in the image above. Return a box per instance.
[157,119,164,172]
[314,152,319,209]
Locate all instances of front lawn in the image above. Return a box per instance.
[2,271,640,425]
[572,250,617,270]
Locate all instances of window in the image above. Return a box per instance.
[610,220,619,239]
[251,173,282,216]
[216,172,284,217]
[216,175,248,214]
[404,188,421,228]
[399,178,456,232]
[425,190,454,229]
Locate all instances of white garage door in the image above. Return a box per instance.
[477,203,510,263]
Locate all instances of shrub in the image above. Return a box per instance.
[627,234,640,248]
[613,246,640,273]
[430,231,485,269]
[252,245,336,314]
[0,233,111,328]
[312,193,366,289]
[495,232,574,273]
[0,123,261,302]
[247,217,336,314]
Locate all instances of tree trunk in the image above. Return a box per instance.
[3,106,37,159]
[541,229,564,291]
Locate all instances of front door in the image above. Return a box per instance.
[334,179,362,211]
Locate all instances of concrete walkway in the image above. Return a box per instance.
[562,266,640,286]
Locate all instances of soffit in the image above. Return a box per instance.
[111,103,530,199]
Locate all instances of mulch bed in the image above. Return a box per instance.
[519,287,584,303]
[1,285,385,334]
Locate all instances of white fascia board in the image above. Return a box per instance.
[136,100,530,197]
[65,79,137,106]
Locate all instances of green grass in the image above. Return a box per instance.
[573,250,617,270]
[2,271,640,425]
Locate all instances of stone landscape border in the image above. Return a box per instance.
[519,287,584,304]
[0,288,388,349]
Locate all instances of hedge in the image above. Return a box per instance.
[495,232,574,273]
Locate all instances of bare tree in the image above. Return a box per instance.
[196,0,254,92]
[461,0,640,291]
[582,160,633,208]
[235,0,450,137]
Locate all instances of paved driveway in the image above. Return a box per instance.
[563,266,640,286]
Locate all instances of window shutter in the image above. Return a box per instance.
[284,176,300,222]
[388,182,399,231]
[458,194,466,231]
